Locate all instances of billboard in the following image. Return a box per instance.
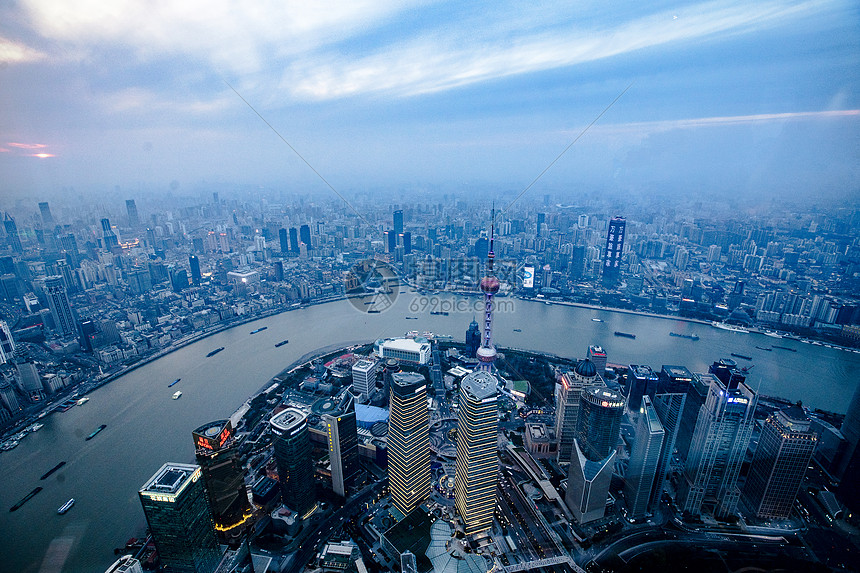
[523,266,535,289]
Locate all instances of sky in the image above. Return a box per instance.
[1,0,858,202]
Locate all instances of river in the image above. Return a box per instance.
[1,294,858,572]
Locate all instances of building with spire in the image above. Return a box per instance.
[476,207,499,373]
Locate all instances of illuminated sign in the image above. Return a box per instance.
[727,397,749,404]
[523,266,534,289]
[193,421,233,451]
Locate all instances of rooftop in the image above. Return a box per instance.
[460,370,498,401]
[140,462,199,496]
[270,407,307,433]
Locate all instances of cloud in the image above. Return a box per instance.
[0,36,46,64]
[8,142,47,149]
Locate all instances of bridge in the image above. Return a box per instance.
[501,555,586,573]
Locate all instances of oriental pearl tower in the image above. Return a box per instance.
[476,207,500,373]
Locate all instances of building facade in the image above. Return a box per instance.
[44,275,75,336]
[323,392,360,498]
[388,372,431,516]
[602,216,625,285]
[624,395,665,519]
[270,408,316,516]
[555,359,602,463]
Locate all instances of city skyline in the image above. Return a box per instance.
[0,1,857,200]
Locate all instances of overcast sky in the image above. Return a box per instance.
[1,0,858,202]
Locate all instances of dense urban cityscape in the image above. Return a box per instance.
[0,192,858,572]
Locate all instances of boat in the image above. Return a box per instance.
[591,318,603,322]
[670,332,699,341]
[0,439,19,451]
[9,487,42,512]
[513,328,522,332]
[206,347,225,357]
[755,346,772,351]
[730,353,752,360]
[29,423,44,432]
[85,424,107,441]
[430,311,449,316]
[275,340,289,347]
[772,345,797,352]
[764,331,782,338]
[40,461,67,480]
[405,316,419,320]
[614,331,636,339]
[367,309,381,314]
[172,391,182,400]
[76,397,89,406]
[250,326,268,334]
[711,321,750,334]
[168,378,181,388]
[57,498,75,514]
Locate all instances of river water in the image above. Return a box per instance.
[1,294,858,572]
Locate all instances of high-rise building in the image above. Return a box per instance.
[654,365,702,461]
[388,372,430,516]
[38,202,54,226]
[393,209,404,235]
[101,217,119,250]
[299,224,311,250]
[476,208,499,373]
[602,216,625,285]
[126,199,140,226]
[743,406,817,519]
[0,320,15,364]
[289,228,299,253]
[401,232,412,254]
[44,275,75,336]
[566,386,624,523]
[189,255,201,285]
[270,408,315,516]
[138,463,223,573]
[555,359,602,463]
[351,359,378,400]
[465,318,481,358]
[649,391,686,509]
[3,213,23,253]
[455,370,499,534]
[278,228,289,253]
[104,555,144,573]
[626,364,658,412]
[0,379,21,414]
[384,230,396,253]
[587,345,607,376]
[837,383,860,514]
[624,395,665,519]
[679,370,757,517]
[323,392,360,497]
[192,420,252,541]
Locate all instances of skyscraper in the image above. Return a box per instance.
[555,359,602,463]
[351,359,378,400]
[102,217,119,250]
[476,208,499,373]
[299,224,311,250]
[126,199,140,226]
[323,392,360,498]
[624,395,665,519]
[189,255,201,285]
[44,275,75,336]
[270,408,315,516]
[289,227,299,253]
[0,320,15,364]
[465,318,481,358]
[566,386,624,523]
[278,228,289,253]
[389,372,430,516]
[837,383,860,515]
[138,463,223,573]
[649,391,686,509]
[38,201,54,226]
[192,420,252,542]
[393,209,404,235]
[743,406,817,519]
[587,345,607,376]
[455,370,499,534]
[626,364,658,412]
[3,213,22,253]
[602,216,625,285]
[679,371,757,517]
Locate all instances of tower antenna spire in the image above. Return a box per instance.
[477,205,500,372]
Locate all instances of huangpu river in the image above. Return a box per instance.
[2,293,858,572]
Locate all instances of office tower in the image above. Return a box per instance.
[278,228,289,253]
[44,275,75,336]
[602,216,625,285]
[270,408,315,516]
[38,202,54,226]
[273,260,284,281]
[654,365,703,461]
[389,372,430,516]
[393,209,404,235]
[679,372,757,517]
[381,358,400,400]
[555,359,602,462]
[536,212,545,236]
[465,318,481,358]
[192,420,252,541]
[400,551,418,573]
[189,255,201,285]
[649,391,686,509]
[299,224,311,250]
[138,463,223,573]
[104,555,144,573]
[743,406,817,519]
[170,267,188,293]
[626,364,657,412]
[0,320,14,364]
[476,208,499,373]
[3,213,23,253]
[323,392,360,497]
[384,230,396,253]
[587,345,607,376]
[837,383,860,514]
[402,232,412,254]
[0,380,20,414]
[351,359,378,400]
[101,217,119,250]
[566,386,624,523]
[126,199,140,226]
[455,370,499,534]
[289,228,299,253]
[624,396,665,519]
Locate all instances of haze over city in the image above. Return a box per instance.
[1,0,858,200]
